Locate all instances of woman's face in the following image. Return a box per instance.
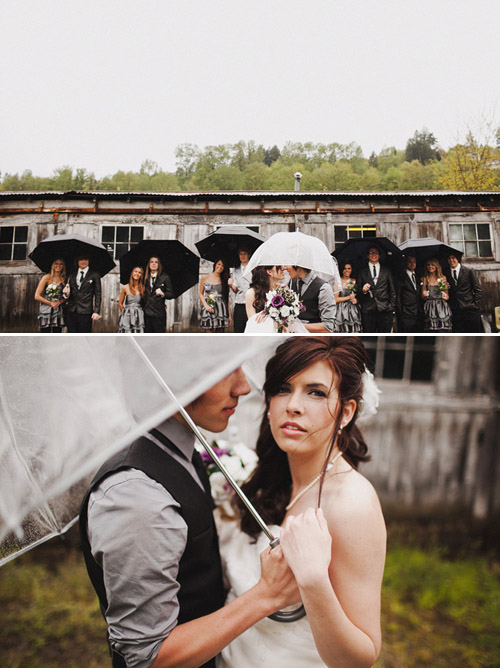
[132,267,143,281]
[268,360,351,461]
[149,257,159,271]
[215,260,225,273]
[342,264,352,278]
[53,259,64,273]
[426,262,436,274]
[269,266,285,281]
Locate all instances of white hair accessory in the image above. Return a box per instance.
[357,368,381,422]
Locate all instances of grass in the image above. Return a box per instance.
[0,522,499,667]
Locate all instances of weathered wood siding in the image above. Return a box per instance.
[1,191,500,332]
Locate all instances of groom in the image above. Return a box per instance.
[80,366,297,668]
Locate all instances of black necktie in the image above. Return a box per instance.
[372,265,377,280]
[298,279,305,296]
[411,273,416,289]
[453,269,458,284]
[191,449,213,499]
[78,271,84,288]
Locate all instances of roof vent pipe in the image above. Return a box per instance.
[294,172,302,191]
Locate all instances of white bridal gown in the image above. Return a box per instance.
[215,515,327,667]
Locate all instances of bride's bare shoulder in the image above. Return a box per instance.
[322,467,385,530]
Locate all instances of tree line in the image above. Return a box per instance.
[2,127,499,193]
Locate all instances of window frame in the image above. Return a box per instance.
[447,221,493,259]
[101,224,145,261]
[0,225,29,262]
[361,336,437,384]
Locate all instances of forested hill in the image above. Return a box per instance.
[2,130,500,193]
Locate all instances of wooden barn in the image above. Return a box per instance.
[1,190,500,332]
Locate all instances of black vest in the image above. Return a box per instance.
[79,435,224,668]
[293,276,325,323]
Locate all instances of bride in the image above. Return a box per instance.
[216,336,386,667]
[244,265,307,333]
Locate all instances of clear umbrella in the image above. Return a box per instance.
[243,231,341,287]
[0,336,270,565]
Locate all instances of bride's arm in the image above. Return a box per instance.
[245,288,257,318]
[280,491,386,668]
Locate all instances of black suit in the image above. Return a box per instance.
[144,272,174,333]
[445,264,483,333]
[356,264,396,333]
[396,271,424,333]
[65,269,102,333]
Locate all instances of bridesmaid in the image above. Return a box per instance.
[118,266,145,333]
[34,258,67,332]
[199,258,231,332]
[421,258,452,332]
[334,262,362,332]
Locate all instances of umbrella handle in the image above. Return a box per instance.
[267,537,307,623]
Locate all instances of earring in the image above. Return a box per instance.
[267,411,271,419]
[338,424,343,436]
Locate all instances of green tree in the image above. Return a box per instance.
[405,129,441,164]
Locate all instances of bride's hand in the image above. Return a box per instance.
[280,508,332,587]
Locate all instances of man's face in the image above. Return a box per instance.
[239,250,250,265]
[284,265,298,279]
[367,248,380,264]
[448,255,459,269]
[184,367,251,433]
[77,258,89,269]
[406,256,416,271]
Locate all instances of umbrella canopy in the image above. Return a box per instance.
[0,335,273,566]
[332,236,403,276]
[398,238,463,271]
[119,240,200,298]
[195,226,266,267]
[29,233,116,276]
[243,231,340,280]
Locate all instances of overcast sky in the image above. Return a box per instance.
[1,0,499,178]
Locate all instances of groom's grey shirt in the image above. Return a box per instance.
[296,270,337,332]
[87,417,203,668]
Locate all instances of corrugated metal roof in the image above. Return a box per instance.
[1,190,500,198]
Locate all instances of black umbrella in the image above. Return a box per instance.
[398,238,463,271]
[119,240,200,298]
[29,233,116,276]
[195,226,266,267]
[332,237,403,276]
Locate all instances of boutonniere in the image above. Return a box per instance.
[88,279,93,284]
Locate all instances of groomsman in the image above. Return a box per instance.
[396,255,424,333]
[144,256,174,333]
[228,247,252,333]
[65,256,102,333]
[356,246,396,333]
[445,253,483,333]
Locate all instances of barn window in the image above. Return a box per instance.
[449,223,492,258]
[334,225,377,246]
[0,226,28,261]
[361,336,437,383]
[101,225,144,260]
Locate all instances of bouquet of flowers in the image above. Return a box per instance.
[198,440,258,509]
[346,278,356,295]
[205,292,217,308]
[46,282,61,300]
[264,286,304,333]
[437,277,450,293]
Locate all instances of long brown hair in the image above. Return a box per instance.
[236,336,371,538]
[144,256,163,283]
[249,265,273,313]
[423,257,445,281]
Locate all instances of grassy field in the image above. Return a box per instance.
[0,521,499,668]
